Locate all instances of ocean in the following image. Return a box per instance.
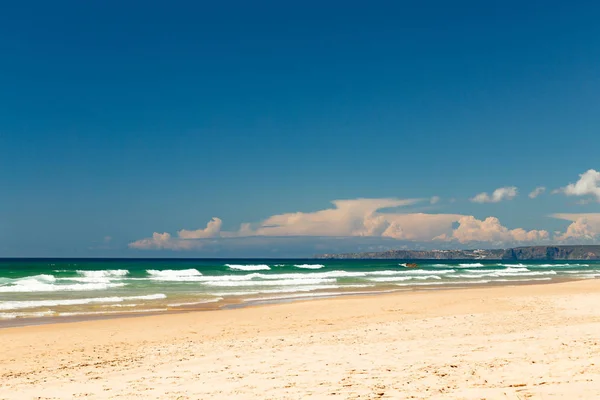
[1,258,599,325]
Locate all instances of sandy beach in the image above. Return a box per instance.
[2,280,600,399]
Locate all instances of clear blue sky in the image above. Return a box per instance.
[1,1,599,256]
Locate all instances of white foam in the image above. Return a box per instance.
[539,263,590,267]
[225,264,271,271]
[503,267,530,273]
[146,269,203,280]
[76,270,129,278]
[458,263,485,267]
[393,269,455,275]
[167,298,223,307]
[0,276,125,293]
[395,280,491,286]
[59,308,167,317]
[103,304,140,308]
[454,270,556,279]
[241,289,386,303]
[0,311,55,319]
[494,278,553,282]
[209,285,344,297]
[158,270,390,283]
[203,278,337,287]
[0,293,166,311]
[294,264,325,269]
[368,275,442,282]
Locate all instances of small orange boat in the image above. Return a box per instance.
[405,263,419,268]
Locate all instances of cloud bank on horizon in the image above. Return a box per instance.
[129,170,600,251]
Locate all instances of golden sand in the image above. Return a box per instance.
[2,280,600,399]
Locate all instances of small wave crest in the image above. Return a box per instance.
[0,274,125,293]
[0,293,166,311]
[368,275,442,282]
[225,264,271,271]
[0,311,55,319]
[75,269,129,278]
[203,278,337,287]
[538,263,590,267]
[294,264,325,269]
[458,263,485,267]
[146,269,203,280]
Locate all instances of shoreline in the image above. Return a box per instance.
[0,275,576,329]
[2,279,600,398]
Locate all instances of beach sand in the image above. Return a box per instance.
[2,280,600,399]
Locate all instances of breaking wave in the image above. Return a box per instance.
[294,264,325,269]
[146,269,203,280]
[225,264,271,271]
[0,294,166,311]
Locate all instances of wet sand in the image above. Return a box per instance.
[2,279,600,399]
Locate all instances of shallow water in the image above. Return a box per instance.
[1,258,598,323]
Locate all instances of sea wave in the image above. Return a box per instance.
[393,269,456,275]
[294,264,325,269]
[538,263,590,267]
[0,274,125,293]
[458,263,485,267]
[498,263,528,267]
[76,269,129,278]
[146,269,203,280]
[225,264,271,271]
[208,285,343,297]
[0,293,166,311]
[395,280,491,286]
[59,308,167,317]
[202,278,337,287]
[453,270,556,278]
[0,311,55,319]
[368,275,442,282]
[241,289,386,303]
[167,298,223,307]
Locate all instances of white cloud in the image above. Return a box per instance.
[556,218,596,241]
[129,198,465,250]
[129,232,195,250]
[550,213,600,241]
[430,196,441,204]
[243,198,463,241]
[528,187,546,199]
[470,186,518,203]
[178,217,222,239]
[558,169,600,202]
[436,216,549,244]
[129,196,565,251]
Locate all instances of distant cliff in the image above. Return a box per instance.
[315,246,600,260]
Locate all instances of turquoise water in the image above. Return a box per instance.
[1,258,599,323]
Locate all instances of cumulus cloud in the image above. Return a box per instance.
[558,169,600,202]
[129,196,565,251]
[528,187,546,199]
[178,217,222,239]
[129,198,465,250]
[248,198,462,240]
[470,186,518,203]
[550,213,600,242]
[435,216,549,244]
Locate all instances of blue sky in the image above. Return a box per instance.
[1,1,600,257]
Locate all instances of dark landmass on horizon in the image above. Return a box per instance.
[315,245,600,260]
